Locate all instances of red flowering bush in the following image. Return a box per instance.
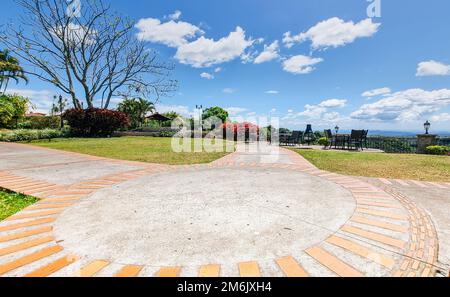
[222,122,260,141]
[64,108,130,137]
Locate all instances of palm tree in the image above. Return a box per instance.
[0,50,28,94]
[117,97,155,129]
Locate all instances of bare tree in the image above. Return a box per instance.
[0,0,177,109]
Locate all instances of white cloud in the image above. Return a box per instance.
[431,113,450,122]
[135,17,203,48]
[6,88,57,114]
[323,112,341,122]
[318,99,347,108]
[416,60,450,77]
[351,88,450,122]
[168,10,182,21]
[282,55,323,74]
[240,50,258,64]
[55,23,97,46]
[155,104,192,117]
[297,104,328,119]
[200,72,214,80]
[222,88,236,94]
[225,107,247,115]
[255,38,265,44]
[265,90,279,94]
[214,67,222,73]
[362,87,391,97]
[282,32,303,49]
[283,18,380,50]
[175,27,254,68]
[253,40,280,64]
[283,99,347,122]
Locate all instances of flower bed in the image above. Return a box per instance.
[222,122,260,142]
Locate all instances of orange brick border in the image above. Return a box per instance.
[0,146,442,277]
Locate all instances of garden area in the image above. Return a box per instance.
[0,0,449,173]
[29,137,232,165]
[294,149,450,182]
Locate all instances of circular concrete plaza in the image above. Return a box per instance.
[54,167,356,266]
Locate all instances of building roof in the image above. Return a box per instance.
[146,113,171,122]
[25,112,47,117]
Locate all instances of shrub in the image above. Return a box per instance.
[0,129,68,142]
[19,116,60,129]
[0,94,29,128]
[63,108,129,137]
[318,137,328,146]
[425,145,450,156]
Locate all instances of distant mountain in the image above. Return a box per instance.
[367,130,450,137]
[368,130,418,137]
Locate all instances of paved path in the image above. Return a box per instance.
[0,142,448,277]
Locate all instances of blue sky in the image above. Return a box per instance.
[2,0,450,132]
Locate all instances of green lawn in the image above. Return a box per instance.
[0,190,38,221]
[293,149,450,182]
[28,137,233,165]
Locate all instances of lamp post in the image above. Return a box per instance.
[424,120,431,135]
[417,120,436,154]
[335,125,340,135]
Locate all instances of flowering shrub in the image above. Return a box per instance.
[63,108,129,137]
[222,122,260,141]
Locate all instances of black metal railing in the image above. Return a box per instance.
[366,137,418,154]
[437,137,450,146]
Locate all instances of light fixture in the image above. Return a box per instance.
[424,120,431,135]
[335,125,340,134]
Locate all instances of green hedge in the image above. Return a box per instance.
[18,116,60,130]
[0,129,69,142]
[426,145,450,156]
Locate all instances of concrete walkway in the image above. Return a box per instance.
[0,142,448,277]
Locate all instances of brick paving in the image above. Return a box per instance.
[0,142,447,277]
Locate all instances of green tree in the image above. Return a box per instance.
[0,50,28,93]
[202,107,229,123]
[117,97,155,129]
[0,94,29,128]
[162,111,181,120]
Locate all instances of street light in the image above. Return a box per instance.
[424,120,431,135]
[335,125,340,134]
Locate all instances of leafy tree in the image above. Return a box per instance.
[0,50,28,93]
[278,128,291,134]
[162,111,181,120]
[117,97,155,129]
[1,0,177,109]
[0,94,29,128]
[202,106,229,123]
